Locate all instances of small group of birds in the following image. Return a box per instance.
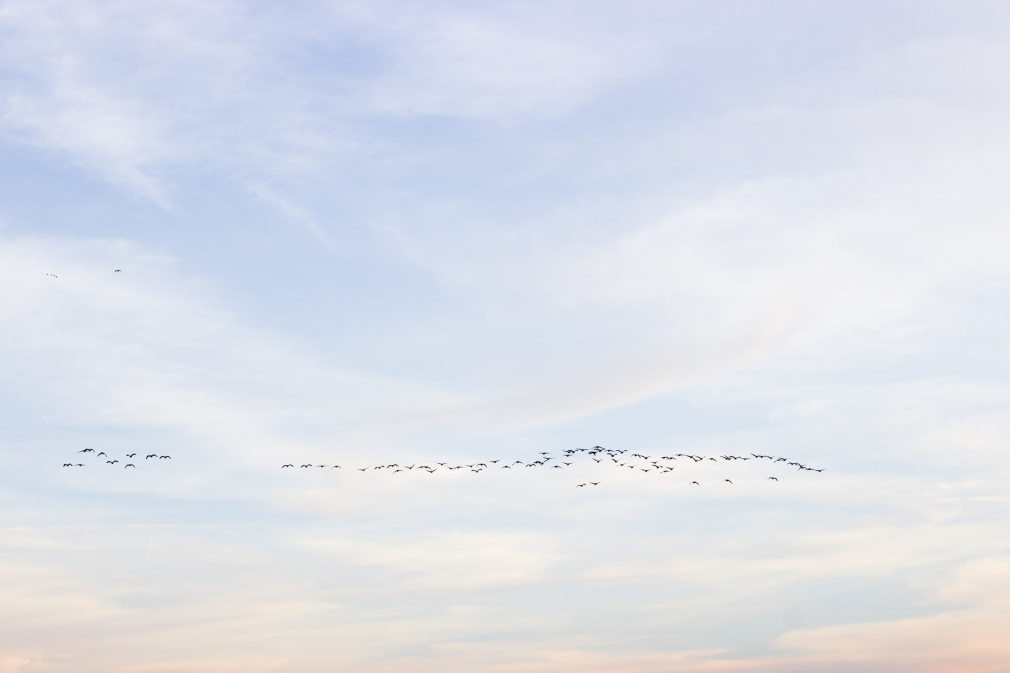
[62,447,171,469]
[281,445,823,489]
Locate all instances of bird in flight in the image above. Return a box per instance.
[768,477,778,481]
[590,482,599,486]
[63,463,72,467]
[126,453,136,458]
[690,481,700,485]
[146,454,157,459]
[159,455,171,459]
[724,479,733,484]
[282,464,293,468]
[577,483,585,487]
[125,464,135,468]
[107,460,118,464]
[97,452,107,457]
[79,448,94,453]
[114,269,122,273]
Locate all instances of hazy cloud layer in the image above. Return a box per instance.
[2,1,1010,671]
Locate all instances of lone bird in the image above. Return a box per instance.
[114,269,122,273]
[724,479,733,484]
[690,481,700,485]
[768,477,778,481]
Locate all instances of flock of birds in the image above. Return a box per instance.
[280,445,823,488]
[62,443,822,488]
[62,447,171,469]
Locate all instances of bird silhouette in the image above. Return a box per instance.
[97,452,106,457]
[126,453,136,458]
[146,454,157,459]
[107,460,118,464]
[125,464,135,468]
[282,464,293,468]
[159,455,171,459]
[768,477,778,481]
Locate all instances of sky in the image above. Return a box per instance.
[2,1,1010,671]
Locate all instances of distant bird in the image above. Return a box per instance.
[125,464,135,468]
[97,452,107,457]
[725,479,733,484]
[282,464,293,468]
[146,454,157,459]
[690,481,699,485]
[76,463,84,467]
[79,449,94,453]
[126,453,136,458]
[590,482,599,486]
[63,463,72,467]
[114,269,121,273]
[301,464,312,468]
[577,483,586,487]
[331,465,341,469]
[768,477,778,481]
[159,455,171,459]
[107,460,118,464]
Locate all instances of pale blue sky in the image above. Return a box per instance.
[2,2,1010,672]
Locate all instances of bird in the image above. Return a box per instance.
[690,481,700,485]
[282,464,293,468]
[97,452,107,457]
[146,454,157,459]
[107,460,118,464]
[63,463,72,467]
[768,477,778,481]
[331,465,341,469]
[76,463,84,467]
[725,479,733,484]
[125,464,135,468]
[159,455,171,459]
[126,453,136,458]
[79,449,94,453]
[114,269,121,273]
[590,482,599,486]
[577,484,586,487]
